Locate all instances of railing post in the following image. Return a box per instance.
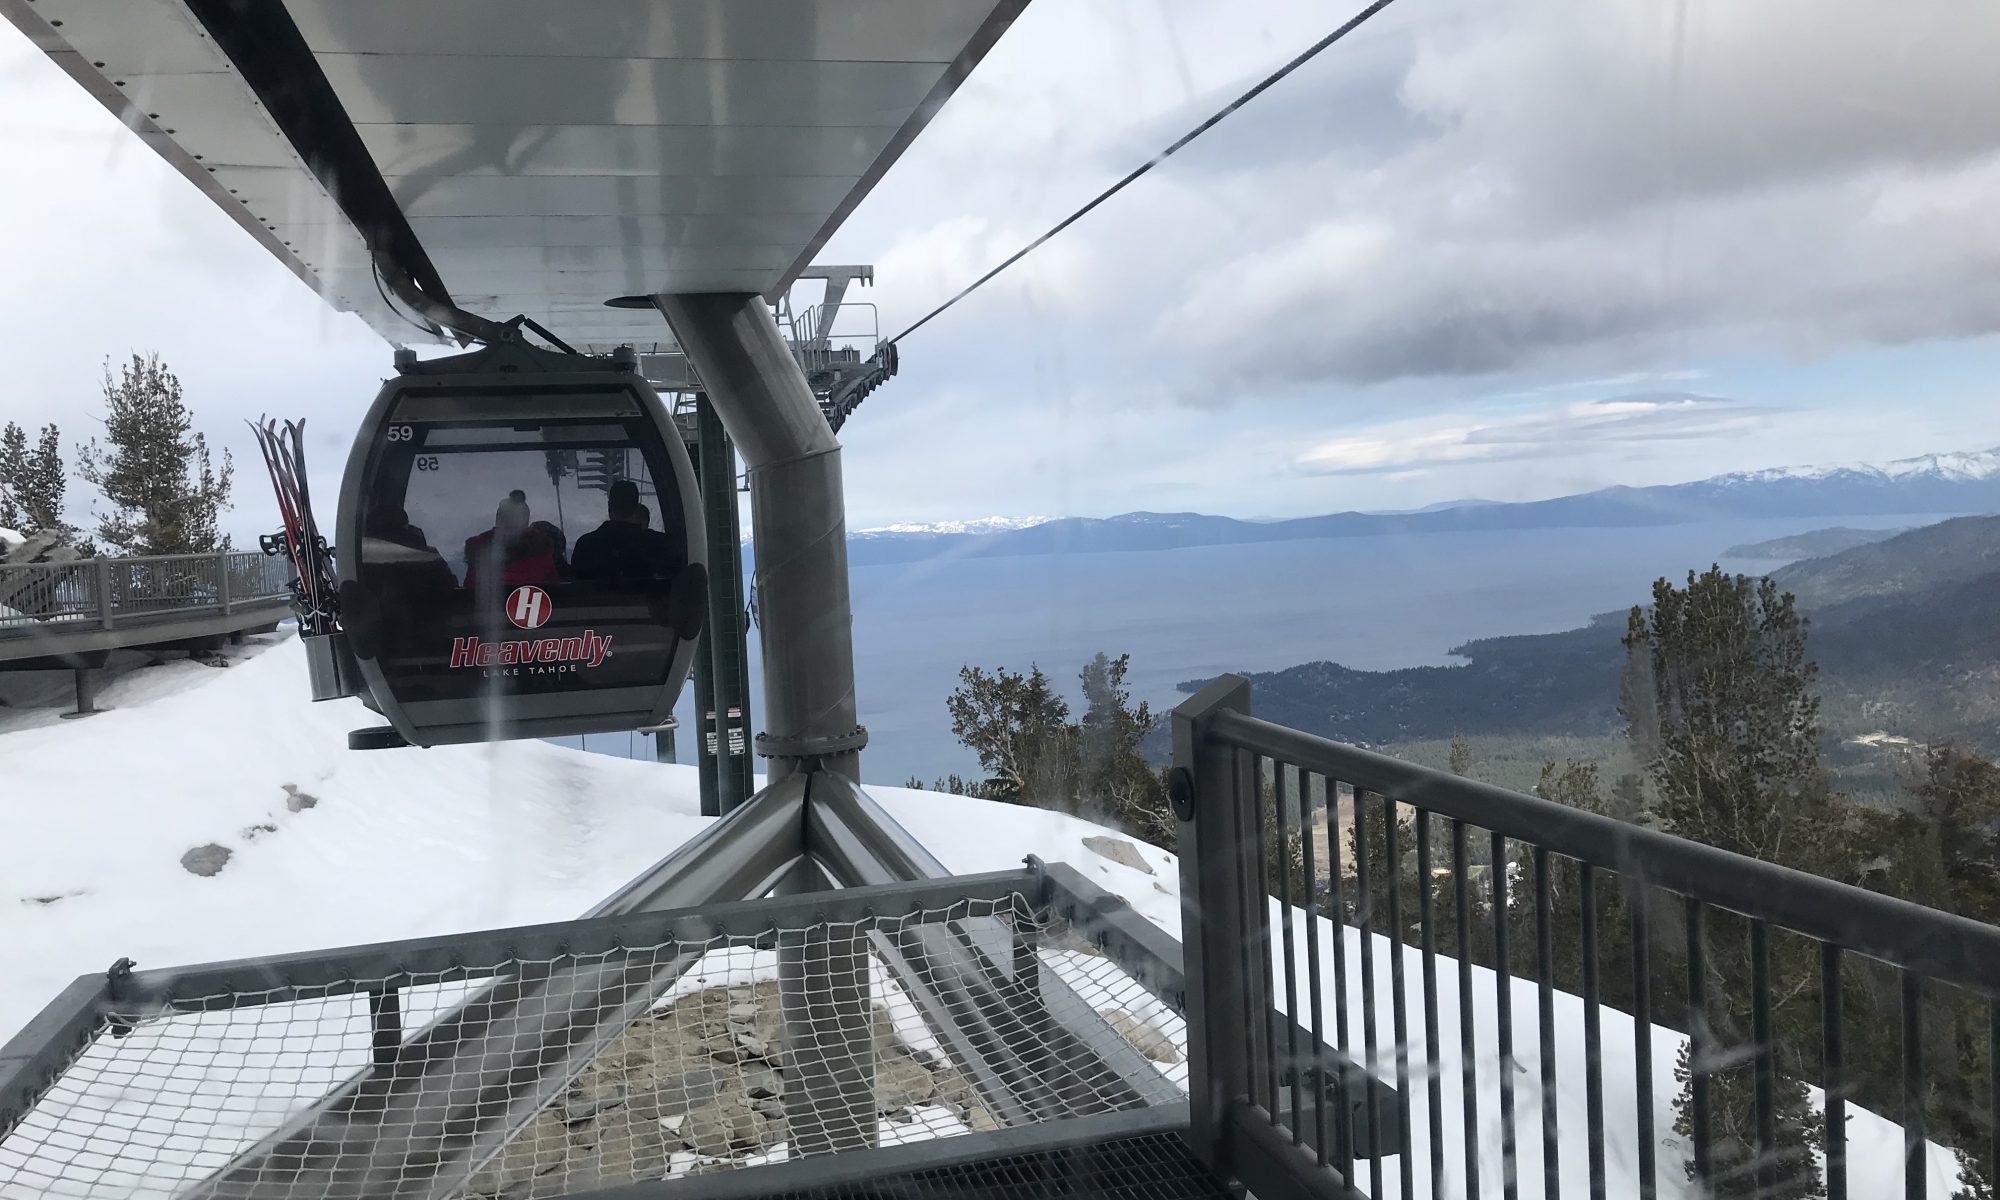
[92,558,114,630]
[1172,672,1259,1179]
[217,552,233,615]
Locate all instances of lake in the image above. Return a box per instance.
[553,514,1936,784]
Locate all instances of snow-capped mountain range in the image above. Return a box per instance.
[1709,447,2000,486]
[853,516,1056,538]
[829,446,2000,565]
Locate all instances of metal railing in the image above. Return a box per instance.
[1172,674,2000,1200]
[0,550,290,634]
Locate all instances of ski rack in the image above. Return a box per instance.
[249,417,364,704]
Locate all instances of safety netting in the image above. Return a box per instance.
[0,894,1185,1199]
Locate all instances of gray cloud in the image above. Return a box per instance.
[1136,1,2000,388]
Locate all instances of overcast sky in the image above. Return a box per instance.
[3,0,1998,539]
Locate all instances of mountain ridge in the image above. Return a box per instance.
[846,446,2000,566]
[1165,514,2000,753]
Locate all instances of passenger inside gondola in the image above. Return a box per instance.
[463,490,563,593]
[571,480,682,592]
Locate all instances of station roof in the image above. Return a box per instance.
[2,0,1025,347]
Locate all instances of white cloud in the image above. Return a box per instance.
[1295,392,1773,475]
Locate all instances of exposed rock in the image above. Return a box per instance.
[464,1109,570,1196]
[876,1055,937,1112]
[180,843,232,877]
[565,1119,670,1190]
[0,534,83,613]
[1106,1010,1180,1064]
[494,977,989,1188]
[678,1092,768,1157]
[0,530,80,567]
[1082,835,1154,875]
[559,1083,627,1125]
[743,1063,783,1100]
[281,784,319,812]
[240,823,279,841]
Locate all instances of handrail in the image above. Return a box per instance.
[1206,707,2000,995]
[0,550,289,635]
[1175,672,2000,1200]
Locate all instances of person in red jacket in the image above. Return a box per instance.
[463,490,561,594]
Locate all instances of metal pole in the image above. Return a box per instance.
[1172,674,1258,1179]
[685,440,722,817]
[654,293,865,788]
[690,632,721,817]
[93,558,114,629]
[697,394,754,813]
[61,665,103,720]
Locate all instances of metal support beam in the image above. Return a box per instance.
[779,922,877,1156]
[697,393,755,812]
[655,292,864,787]
[690,629,721,815]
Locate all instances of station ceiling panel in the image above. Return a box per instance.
[2,0,1026,347]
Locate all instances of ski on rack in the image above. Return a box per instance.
[247,417,339,636]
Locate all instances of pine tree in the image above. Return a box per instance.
[0,422,23,532]
[1448,732,1472,777]
[1626,568,1830,1198]
[945,663,1077,810]
[75,354,234,556]
[0,421,75,541]
[1854,744,2000,1199]
[1077,652,1176,850]
[944,653,1177,848]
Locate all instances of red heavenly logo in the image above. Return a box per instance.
[449,630,613,669]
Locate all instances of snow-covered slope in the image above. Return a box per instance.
[0,636,1962,1197]
[0,633,1173,1043]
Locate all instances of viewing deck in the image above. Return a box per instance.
[0,551,292,667]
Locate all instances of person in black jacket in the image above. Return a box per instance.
[571,480,681,592]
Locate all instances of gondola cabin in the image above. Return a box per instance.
[332,341,707,748]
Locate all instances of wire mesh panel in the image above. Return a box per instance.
[0,892,1186,1200]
